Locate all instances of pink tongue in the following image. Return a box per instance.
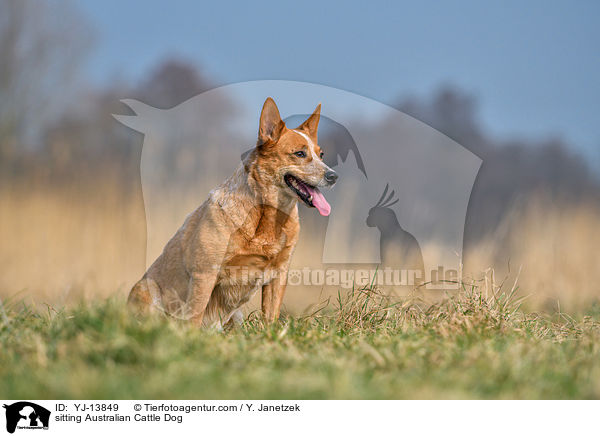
[306,186,331,216]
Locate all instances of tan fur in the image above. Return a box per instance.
[128,98,335,327]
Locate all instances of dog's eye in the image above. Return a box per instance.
[319,151,324,159]
[294,151,306,158]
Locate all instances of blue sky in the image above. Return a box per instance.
[80,0,600,165]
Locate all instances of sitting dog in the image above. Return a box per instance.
[128,97,338,327]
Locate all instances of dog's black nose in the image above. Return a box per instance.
[325,170,338,184]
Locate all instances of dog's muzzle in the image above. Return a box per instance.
[324,170,338,186]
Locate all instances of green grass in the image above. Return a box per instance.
[1,285,599,399]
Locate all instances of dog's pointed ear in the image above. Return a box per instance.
[258,97,285,147]
[297,103,321,141]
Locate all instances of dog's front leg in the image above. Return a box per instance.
[262,265,289,323]
[188,270,218,326]
[261,281,275,322]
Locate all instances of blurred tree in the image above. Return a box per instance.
[134,58,213,109]
[396,86,600,244]
[41,56,236,187]
[397,86,490,157]
[0,0,92,166]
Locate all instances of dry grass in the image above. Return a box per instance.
[0,181,145,303]
[1,181,600,315]
[465,197,600,312]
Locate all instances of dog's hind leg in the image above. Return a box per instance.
[128,277,161,314]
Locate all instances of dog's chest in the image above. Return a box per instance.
[217,209,296,291]
[214,232,288,311]
[223,230,289,276]
[228,205,296,265]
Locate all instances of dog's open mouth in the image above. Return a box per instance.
[284,173,331,216]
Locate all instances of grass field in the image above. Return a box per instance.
[1,284,599,400]
[2,185,600,400]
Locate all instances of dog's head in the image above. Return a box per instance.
[254,97,338,216]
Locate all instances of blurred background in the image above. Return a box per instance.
[1,0,599,312]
